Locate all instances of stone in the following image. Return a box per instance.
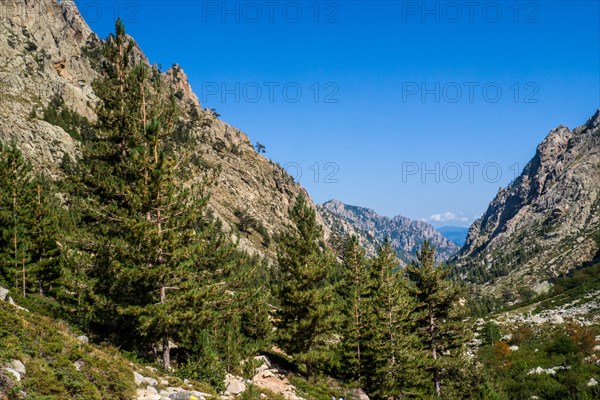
[253,355,272,372]
[4,368,21,382]
[8,360,25,376]
[73,360,84,371]
[531,315,545,324]
[136,388,162,400]
[587,378,598,387]
[77,335,89,344]
[351,388,370,400]
[552,315,564,324]
[508,345,519,351]
[0,287,9,301]
[134,372,145,386]
[133,372,158,387]
[225,373,247,396]
[147,386,159,394]
[168,392,198,400]
[500,334,513,342]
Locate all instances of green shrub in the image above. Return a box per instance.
[176,350,225,392]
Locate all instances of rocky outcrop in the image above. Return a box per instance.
[318,199,460,263]
[454,110,600,295]
[0,0,326,260]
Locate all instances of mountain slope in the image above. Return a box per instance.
[318,199,460,263]
[0,0,326,260]
[454,110,600,297]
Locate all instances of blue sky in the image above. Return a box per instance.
[75,0,599,227]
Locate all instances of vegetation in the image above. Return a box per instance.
[477,323,599,399]
[0,301,136,399]
[40,95,92,142]
[0,18,598,400]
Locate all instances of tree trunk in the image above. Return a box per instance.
[430,309,440,397]
[22,258,26,297]
[160,284,170,370]
[13,187,19,290]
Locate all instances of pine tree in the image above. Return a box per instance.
[0,142,62,297]
[339,235,369,383]
[67,19,271,372]
[274,194,339,377]
[0,141,33,293]
[406,241,471,398]
[27,175,62,296]
[363,240,426,399]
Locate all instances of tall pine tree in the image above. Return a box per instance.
[339,235,369,384]
[363,240,426,399]
[67,19,271,372]
[274,194,339,377]
[0,142,62,296]
[406,241,471,398]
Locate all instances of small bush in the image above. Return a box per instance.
[511,326,534,345]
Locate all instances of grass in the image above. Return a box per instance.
[477,323,600,400]
[0,301,136,399]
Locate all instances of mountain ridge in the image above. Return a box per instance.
[318,199,460,263]
[453,109,600,297]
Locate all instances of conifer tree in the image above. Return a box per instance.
[339,235,369,383]
[406,241,471,398]
[27,175,62,296]
[363,240,426,399]
[0,142,62,296]
[68,19,270,372]
[0,141,33,293]
[274,194,339,377]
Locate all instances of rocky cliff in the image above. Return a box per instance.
[318,199,460,263]
[454,110,600,296]
[0,0,326,259]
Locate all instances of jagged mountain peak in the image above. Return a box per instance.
[318,199,459,263]
[455,110,600,297]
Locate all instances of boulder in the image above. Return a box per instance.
[351,388,370,400]
[588,378,598,387]
[253,355,272,373]
[136,388,162,400]
[168,392,202,400]
[8,361,25,376]
[73,360,84,371]
[225,374,247,396]
[77,335,89,344]
[0,287,9,301]
[134,372,145,386]
[134,372,158,387]
[508,346,519,351]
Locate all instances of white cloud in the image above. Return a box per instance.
[426,211,469,223]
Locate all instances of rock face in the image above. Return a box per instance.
[318,199,460,263]
[454,110,600,296]
[0,0,326,260]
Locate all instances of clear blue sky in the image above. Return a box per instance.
[75,0,599,227]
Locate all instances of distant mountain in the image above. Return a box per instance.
[437,226,469,246]
[318,200,460,264]
[453,110,600,297]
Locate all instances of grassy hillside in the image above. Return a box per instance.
[0,300,136,399]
